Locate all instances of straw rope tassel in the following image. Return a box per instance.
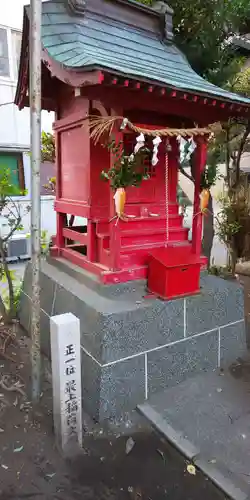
[87,115,220,144]
[165,144,169,243]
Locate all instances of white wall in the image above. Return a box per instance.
[0,85,54,149]
[0,0,53,149]
[1,0,42,30]
[0,83,54,150]
[1,196,56,238]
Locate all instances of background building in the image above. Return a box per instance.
[0,0,56,246]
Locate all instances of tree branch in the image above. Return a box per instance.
[0,293,8,324]
[2,214,22,243]
[0,238,14,322]
[179,165,194,183]
[0,102,14,108]
[2,199,30,243]
[235,120,250,185]
[225,124,231,186]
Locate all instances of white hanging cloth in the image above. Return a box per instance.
[152,136,162,166]
[120,117,128,130]
[177,135,197,163]
[134,133,145,154]
[186,137,197,160]
[177,135,187,163]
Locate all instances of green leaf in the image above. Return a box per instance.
[41,131,55,162]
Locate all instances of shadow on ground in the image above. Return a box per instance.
[67,431,227,500]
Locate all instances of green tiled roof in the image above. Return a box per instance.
[32,0,250,105]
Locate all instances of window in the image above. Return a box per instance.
[0,27,22,80]
[12,30,22,80]
[0,27,10,77]
[0,153,25,194]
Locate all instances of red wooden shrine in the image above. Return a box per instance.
[15,0,250,298]
[51,111,207,294]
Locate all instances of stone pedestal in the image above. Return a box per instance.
[19,258,246,421]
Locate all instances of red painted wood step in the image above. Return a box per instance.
[61,248,148,284]
[120,227,189,246]
[103,241,191,268]
[96,213,183,234]
[114,202,180,217]
[120,247,181,267]
[97,226,189,249]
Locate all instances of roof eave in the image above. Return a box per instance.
[75,64,250,110]
[42,48,105,87]
[15,7,29,109]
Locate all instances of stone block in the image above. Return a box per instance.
[53,284,104,362]
[186,274,244,336]
[138,403,200,460]
[40,272,56,316]
[19,263,33,333]
[220,321,246,367]
[46,260,185,363]
[99,355,145,420]
[40,309,51,357]
[81,349,101,421]
[19,289,31,333]
[235,266,250,349]
[102,298,184,363]
[81,351,145,420]
[147,330,218,395]
[22,262,32,301]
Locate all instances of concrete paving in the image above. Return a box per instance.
[138,358,250,500]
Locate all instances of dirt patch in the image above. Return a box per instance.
[229,356,250,382]
[0,329,227,500]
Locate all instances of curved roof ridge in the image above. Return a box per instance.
[15,0,250,109]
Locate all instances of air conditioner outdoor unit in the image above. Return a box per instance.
[6,234,31,262]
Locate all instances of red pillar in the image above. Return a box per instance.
[168,138,179,203]
[87,221,96,262]
[109,220,121,271]
[53,129,65,254]
[109,107,123,271]
[55,213,65,252]
[192,137,207,256]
